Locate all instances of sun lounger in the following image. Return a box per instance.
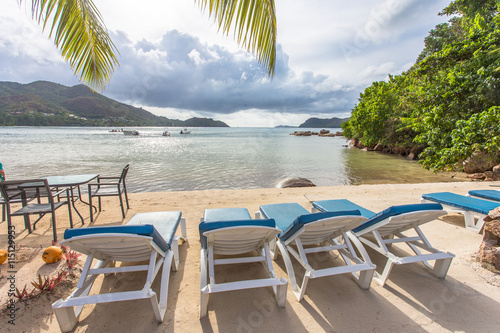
[312,200,454,286]
[52,211,187,332]
[199,208,287,318]
[421,192,500,232]
[257,203,375,301]
[467,189,500,202]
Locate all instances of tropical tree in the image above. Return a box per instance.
[23,0,277,91]
[341,0,500,172]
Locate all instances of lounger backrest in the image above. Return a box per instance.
[286,215,368,245]
[278,210,364,242]
[203,226,280,255]
[64,225,170,252]
[60,233,162,262]
[199,219,277,252]
[352,203,445,236]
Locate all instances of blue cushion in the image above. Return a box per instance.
[312,199,376,218]
[279,210,362,241]
[64,225,171,252]
[199,219,276,249]
[203,208,252,222]
[468,190,500,202]
[422,192,499,215]
[64,211,183,252]
[352,203,444,233]
[259,203,310,232]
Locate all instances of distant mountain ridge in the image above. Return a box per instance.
[299,117,349,128]
[0,81,229,127]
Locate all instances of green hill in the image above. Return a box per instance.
[299,117,349,128]
[0,81,229,127]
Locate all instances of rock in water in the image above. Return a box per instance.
[280,177,316,188]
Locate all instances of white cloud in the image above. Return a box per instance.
[0,0,453,126]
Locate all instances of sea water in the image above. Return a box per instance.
[0,126,460,193]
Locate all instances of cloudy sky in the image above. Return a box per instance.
[1,0,452,127]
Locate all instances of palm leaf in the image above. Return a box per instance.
[27,0,119,91]
[196,0,277,76]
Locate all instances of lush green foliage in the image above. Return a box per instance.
[342,0,500,171]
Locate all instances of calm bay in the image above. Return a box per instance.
[1,126,462,193]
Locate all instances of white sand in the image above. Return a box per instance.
[1,181,499,332]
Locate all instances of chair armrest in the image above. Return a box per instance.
[5,190,24,201]
[98,176,121,180]
[89,182,121,187]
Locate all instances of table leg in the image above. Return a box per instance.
[75,185,97,213]
[69,186,84,225]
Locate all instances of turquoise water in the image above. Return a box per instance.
[0,126,459,192]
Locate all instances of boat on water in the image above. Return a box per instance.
[162,130,171,136]
[123,130,139,136]
[180,128,191,134]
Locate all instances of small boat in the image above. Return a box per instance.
[162,130,171,136]
[180,128,191,134]
[123,130,139,136]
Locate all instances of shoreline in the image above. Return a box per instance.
[1,181,499,332]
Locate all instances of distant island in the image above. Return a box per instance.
[0,81,229,127]
[299,117,349,128]
[276,117,349,128]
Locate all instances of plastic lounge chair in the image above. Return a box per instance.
[199,208,287,318]
[88,164,130,222]
[467,189,500,202]
[257,203,375,301]
[0,179,73,242]
[312,200,454,286]
[52,211,187,332]
[421,192,500,233]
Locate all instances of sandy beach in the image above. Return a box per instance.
[1,181,500,332]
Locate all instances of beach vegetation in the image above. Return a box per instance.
[21,0,277,91]
[342,0,500,172]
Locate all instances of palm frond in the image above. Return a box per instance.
[28,0,119,91]
[196,0,277,77]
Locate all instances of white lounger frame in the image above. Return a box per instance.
[421,197,487,233]
[199,226,288,318]
[349,210,454,286]
[52,220,187,332]
[256,212,376,301]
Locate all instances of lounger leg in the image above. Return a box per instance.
[345,232,375,289]
[171,237,180,272]
[274,281,287,308]
[463,211,485,233]
[277,241,306,301]
[373,260,395,286]
[199,249,209,318]
[52,256,103,332]
[356,270,375,289]
[430,257,453,279]
[155,251,173,322]
[179,217,187,241]
[52,301,79,333]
